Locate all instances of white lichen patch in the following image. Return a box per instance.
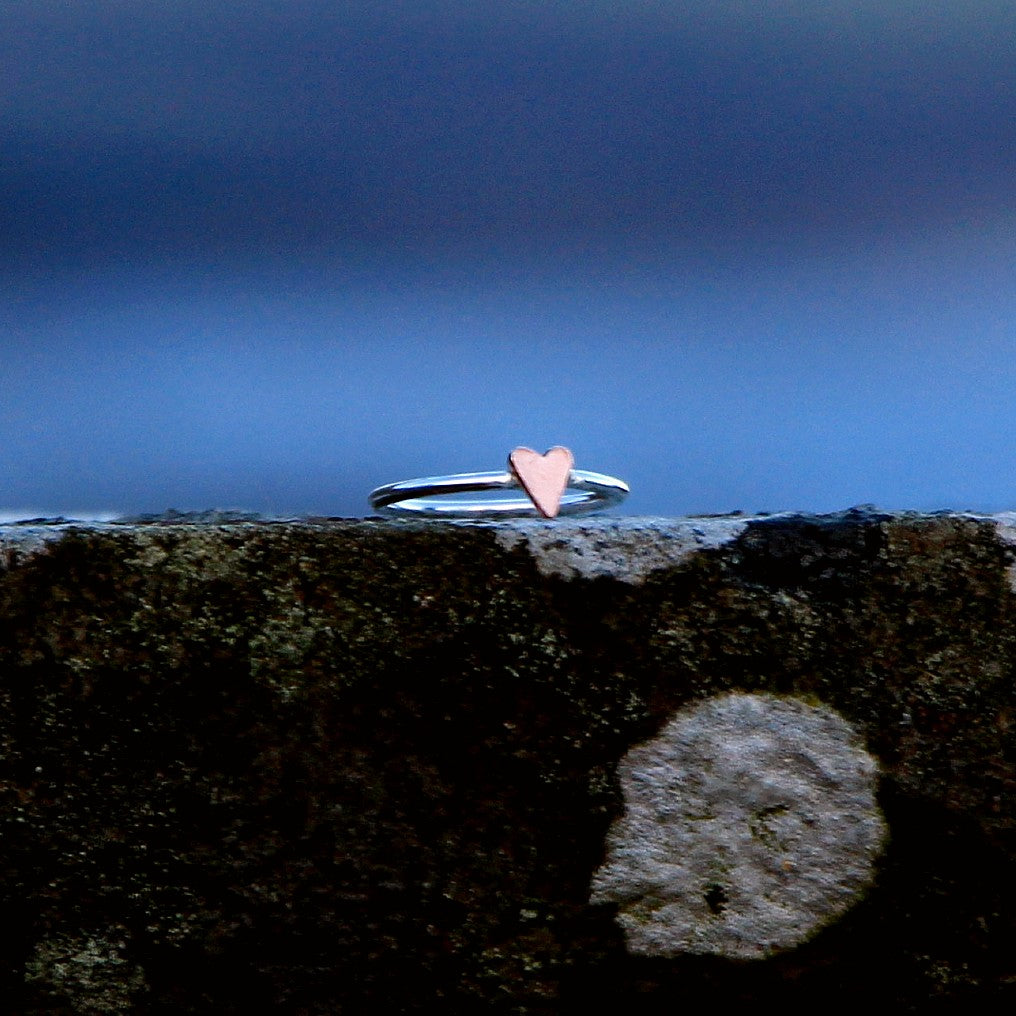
[590,692,887,959]
[25,928,146,1014]
[490,515,758,584]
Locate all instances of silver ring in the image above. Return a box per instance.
[369,447,629,519]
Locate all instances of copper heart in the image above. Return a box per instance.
[508,446,574,519]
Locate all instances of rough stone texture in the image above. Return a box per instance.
[988,511,1016,591]
[0,508,1014,1012]
[590,692,887,959]
[489,515,754,583]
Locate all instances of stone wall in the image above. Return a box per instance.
[1,510,1014,1012]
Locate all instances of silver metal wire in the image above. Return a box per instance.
[368,468,629,518]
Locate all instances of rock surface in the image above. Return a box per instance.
[0,509,1014,1012]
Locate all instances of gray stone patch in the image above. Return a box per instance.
[987,512,1016,593]
[489,515,758,584]
[956,511,1016,593]
[590,692,887,959]
[0,521,108,569]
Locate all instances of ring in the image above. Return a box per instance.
[369,446,629,519]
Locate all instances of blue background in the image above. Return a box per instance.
[3,2,1015,519]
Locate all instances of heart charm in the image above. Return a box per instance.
[508,446,575,519]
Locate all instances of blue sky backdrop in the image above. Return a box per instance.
[2,2,1015,519]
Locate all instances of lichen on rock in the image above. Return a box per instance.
[0,511,1014,1010]
[25,927,146,1014]
[590,692,888,959]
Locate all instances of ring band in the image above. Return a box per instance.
[369,448,628,519]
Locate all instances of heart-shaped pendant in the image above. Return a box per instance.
[508,446,575,519]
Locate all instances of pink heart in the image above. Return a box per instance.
[508,446,575,519]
